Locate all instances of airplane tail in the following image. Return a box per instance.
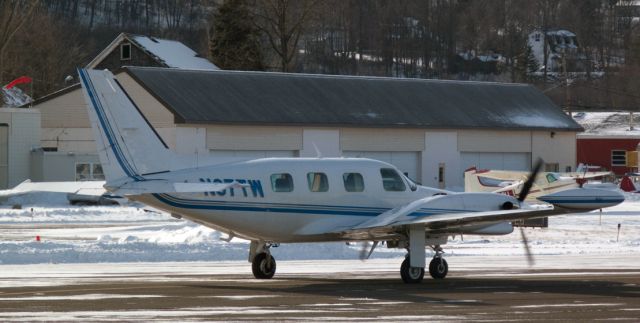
[78,69,172,182]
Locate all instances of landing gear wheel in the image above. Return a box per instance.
[252,253,276,279]
[400,257,424,284]
[429,257,448,279]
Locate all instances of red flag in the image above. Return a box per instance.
[4,76,32,89]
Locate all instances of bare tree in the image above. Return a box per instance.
[0,0,38,84]
[254,0,318,72]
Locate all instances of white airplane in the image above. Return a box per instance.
[464,167,612,201]
[76,68,625,283]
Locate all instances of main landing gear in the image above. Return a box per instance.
[249,241,277,279]
[399,244,448,284]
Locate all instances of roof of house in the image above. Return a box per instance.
[87,33,218,70]
[123,66,582,131]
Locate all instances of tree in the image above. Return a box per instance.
[209,0,263,70]
[0,0,37,84]
[254,0,318,72]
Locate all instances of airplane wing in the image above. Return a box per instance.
[0,180,107,198]
[562,171,612,179]
[329,200,560,240]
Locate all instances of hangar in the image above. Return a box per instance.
[30,66,581,190]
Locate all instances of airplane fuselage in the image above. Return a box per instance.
[131,157,445,242]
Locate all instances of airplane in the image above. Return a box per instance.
[76,68,625,283]
[464,166,612,201]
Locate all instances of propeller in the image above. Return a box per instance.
[520,227,535,266]
[518,158,544,202]
[358,241,379,261]
[516,158,543,267]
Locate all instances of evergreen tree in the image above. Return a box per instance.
[525,45,539,74]
[209,0,263,70]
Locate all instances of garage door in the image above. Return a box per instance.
[343,151,419,180]
[461,152,530,172]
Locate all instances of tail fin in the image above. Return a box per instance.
[78,69,172,182]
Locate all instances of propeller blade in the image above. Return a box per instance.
[520,227,535,266]
[518,158,544,202]
[358,241,379,261]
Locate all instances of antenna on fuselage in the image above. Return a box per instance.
[312,142,322,158]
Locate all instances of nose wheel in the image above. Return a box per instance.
[429,256,448,279]
[428,245,448,279]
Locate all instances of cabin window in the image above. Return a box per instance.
[380,168,406,191]
[120,43,131,60]
[307,172,328,192]
[343,172,364,192]
[270,173,294,192]
[612,150,626,166]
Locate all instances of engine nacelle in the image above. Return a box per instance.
[457,222,514,235]
[537,188,624,211]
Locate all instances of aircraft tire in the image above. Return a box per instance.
[428,257,448,279]
[400,257,424,284]
[252,252,276,279]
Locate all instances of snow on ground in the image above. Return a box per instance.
[0,192,638,265]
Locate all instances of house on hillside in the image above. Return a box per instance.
[87,32,219,71]
[574,112,640,176]
[30,66,581,190]
[527,29,587,74]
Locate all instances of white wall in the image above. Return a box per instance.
[0,109,41,188]
[300,129,340,157]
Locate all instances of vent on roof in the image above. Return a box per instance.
[149,37,159,43]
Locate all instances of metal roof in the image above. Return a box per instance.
[124,67,583,131]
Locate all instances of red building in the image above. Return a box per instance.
[577,136,640,175]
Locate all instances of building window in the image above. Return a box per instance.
[270,173,293,192]
[307,172,328,192]
[75,162,104,181]
[612,150,626,166]
[380,168,406,192]
[534,33,541,42]
[544,163,559,172]
[120,43,131,60]
[343,173,364,192]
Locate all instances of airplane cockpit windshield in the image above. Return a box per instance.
[380,168,407,192]
[546,173,560,183]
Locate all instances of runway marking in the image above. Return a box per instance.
[0,294,164,301]
[0,285,182,297]
[512,303,625,308]
[206,295,279,300]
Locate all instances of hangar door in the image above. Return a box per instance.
[461,152,531,172]
[343,151,419,180]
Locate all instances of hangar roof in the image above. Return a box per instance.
[123,66,581,131]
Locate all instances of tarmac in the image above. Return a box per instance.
[1,257,639,321]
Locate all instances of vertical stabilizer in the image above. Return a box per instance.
[78,69,172,182]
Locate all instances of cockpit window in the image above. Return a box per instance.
[343,172,365,192]
[380,168,406,192]
[270,173,294,192]
[546,173,559,183]
[307,172,329,192]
